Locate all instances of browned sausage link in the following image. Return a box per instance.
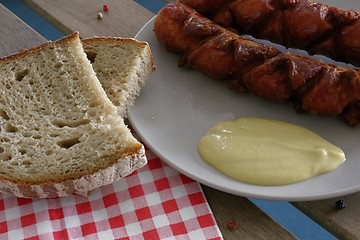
[178,0,360,67]
[155,2,280,85]
[177,0,232,16]
[155,3,360,126]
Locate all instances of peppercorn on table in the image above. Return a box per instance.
[1,0,360,239]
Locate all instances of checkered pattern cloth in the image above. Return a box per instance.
[0,146,223,240]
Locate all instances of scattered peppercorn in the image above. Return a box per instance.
[103,4,109,11]
[226,220,238,231]
[335,199,346,210]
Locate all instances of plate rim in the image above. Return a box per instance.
[129,10,360,201]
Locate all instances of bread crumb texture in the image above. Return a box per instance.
[82,37,155,117]
[0,33,141,187]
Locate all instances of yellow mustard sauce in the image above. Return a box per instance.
[198,117,346,186]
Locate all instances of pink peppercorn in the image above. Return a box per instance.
[103,4,109,11]
[226,220,238,231]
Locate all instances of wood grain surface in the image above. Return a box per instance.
[202,186,297,239]
[292,192,360,240]
[23,0,154,38]
[0,4,46,57]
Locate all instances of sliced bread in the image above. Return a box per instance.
[82,37,155,117]
[0,32,147,198]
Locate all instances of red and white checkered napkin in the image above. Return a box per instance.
[0,146,223,240]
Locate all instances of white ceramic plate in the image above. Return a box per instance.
[129,1,360,201]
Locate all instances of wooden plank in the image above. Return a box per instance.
[0,4,46,57]
[23,0,154,38]
[292,192,360,240]
[202,186,297,239]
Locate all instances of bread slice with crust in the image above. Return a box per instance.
[0,32,147,198]
[82,37,155,117]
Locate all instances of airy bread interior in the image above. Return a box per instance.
[0,33,146,197]
[82,37,155,117]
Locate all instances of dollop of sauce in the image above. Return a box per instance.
[198,117,346,186]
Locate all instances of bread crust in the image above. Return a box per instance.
[0,32,149,198]
[0,32,79,63]
[0,144,146,198]
[82,36,155,67]
[81,37,156,117]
